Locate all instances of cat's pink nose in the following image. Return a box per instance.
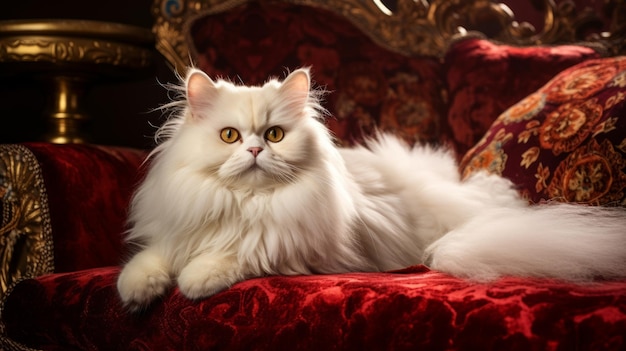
[247,147,263,158]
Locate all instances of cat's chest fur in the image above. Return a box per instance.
[158,167,371,275]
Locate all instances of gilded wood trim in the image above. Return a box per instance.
[0,145,54,300]
[152,0,626,74]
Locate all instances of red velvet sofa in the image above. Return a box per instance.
[2,0,626,350]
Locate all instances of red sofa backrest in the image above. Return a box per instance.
[187,1,447,147]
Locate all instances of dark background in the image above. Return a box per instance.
[0,0,608,149]
[0,0,177,149]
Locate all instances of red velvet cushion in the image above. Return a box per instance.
[444,38,601,157]
[23,143,147,272]
[190,2,446,146]
[3,266,626,350]
[461,56,626,205]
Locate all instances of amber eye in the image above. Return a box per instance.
[265,126,284,143]
[220,127,240,143]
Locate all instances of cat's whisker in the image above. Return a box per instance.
[118,66,626,312]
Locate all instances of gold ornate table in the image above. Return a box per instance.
[0,20,154,143]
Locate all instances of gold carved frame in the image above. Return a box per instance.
[152,0,626,74]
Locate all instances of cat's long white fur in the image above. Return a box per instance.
[347,134,626,281]
[117,67,626,309]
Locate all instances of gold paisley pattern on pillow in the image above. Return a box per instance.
[461,56,626,205]
[500,93,546,125]
[542,64,618,103]
[546,139,626,203]
[461,129,512,178]
[538,98,603,155]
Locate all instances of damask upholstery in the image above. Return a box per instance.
[161,0,608,154]
[443,37,601,156]
[4,265,626,350]
[1,0,626,350]
[189,1,446,146]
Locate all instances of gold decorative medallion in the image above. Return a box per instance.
[0,145,54,300]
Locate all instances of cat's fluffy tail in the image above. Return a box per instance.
[425,203,626,282]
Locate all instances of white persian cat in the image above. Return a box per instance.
[117,67,626,310]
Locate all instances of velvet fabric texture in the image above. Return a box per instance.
[444,38,600,156]
[23,143,147,272]
[191,1,446,146]
[462,56,626,205]
[4,265,626,350]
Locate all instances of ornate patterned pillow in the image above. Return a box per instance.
[461,56,626,205]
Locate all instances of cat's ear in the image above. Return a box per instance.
[281,68,310,95]
[185,68,218,121]
[278,68,311,113]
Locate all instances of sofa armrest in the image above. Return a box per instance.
[0,144,54,299]
[0,143,148,299]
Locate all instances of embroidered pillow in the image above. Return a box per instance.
[461,56,626,205]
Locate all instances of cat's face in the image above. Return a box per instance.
[177,68,323,191]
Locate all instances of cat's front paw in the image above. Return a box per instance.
[177,256,243,300]
[117,251,172,311]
